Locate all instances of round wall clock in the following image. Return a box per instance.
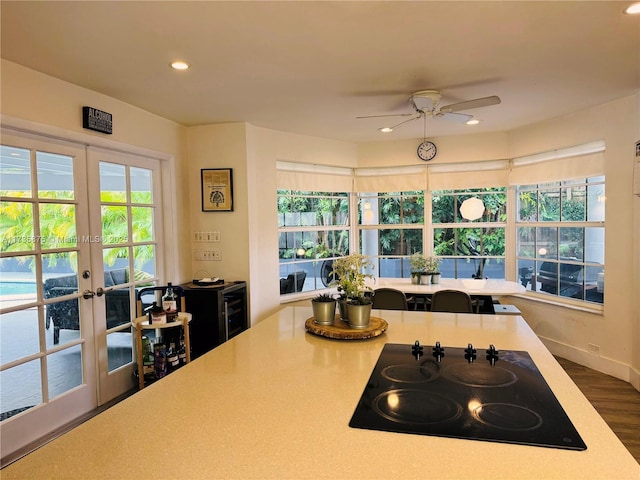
[417,140,437,161]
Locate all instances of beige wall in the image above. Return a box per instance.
[244,126,358,321]
[357,131,509,166]
[507,94,640,388]
[185,123,250,282]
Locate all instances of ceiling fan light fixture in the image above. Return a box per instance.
[466,118,480,125]
[624,2,640,14]
[379,127,393,133]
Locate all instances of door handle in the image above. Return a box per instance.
[83,287,107,299]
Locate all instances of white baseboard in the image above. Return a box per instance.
[539,335,640,392]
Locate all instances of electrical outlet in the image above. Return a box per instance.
[212,249,221,261]
[588,343,600,355]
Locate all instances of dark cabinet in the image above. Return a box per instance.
[180,281,248,359]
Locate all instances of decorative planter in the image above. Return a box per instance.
[411,273,421,285]
[338,298,349,321]
[312,300,336,325]
[419,273,432,285]
[430,273,441,284]
[347,303,372,329]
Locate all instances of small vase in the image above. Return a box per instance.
[411,273,421,285]
[347,303,372,329]
[312,300,336,325]
[431,273,441,284]
[420,273,432,285]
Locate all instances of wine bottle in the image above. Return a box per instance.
[142,335,155,381]
[149,302,166,324]
[167,341,179,371]
[178,333,187,366]
[162,283,178,322]
[154,337,167,379]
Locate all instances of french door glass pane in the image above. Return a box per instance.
[132,207,154,242]
[0,254,36,309]
[37,152,74,199]
[101,206,129,244]
[0,145,31,196]
[130,167,153,203]
[48,344,82,399]
[1,201,34,250]
[0,359,42,416]
[100,162,126,202]
[0,310,39,364]
[107,331,133,371]
[133,245,156,277]
[39,203,77,249]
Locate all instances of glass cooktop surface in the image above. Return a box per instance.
[349,342,586,451]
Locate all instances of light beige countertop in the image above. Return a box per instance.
[3,307,639,479]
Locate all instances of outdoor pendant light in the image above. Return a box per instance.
[460,197,485,220]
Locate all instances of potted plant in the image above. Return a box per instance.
[409,252,429,285]
[426,256,442,284]
[311,293,336,325]
[330,253,375,328]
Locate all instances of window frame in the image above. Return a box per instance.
[277,190,350,295]
[515,176,605,305]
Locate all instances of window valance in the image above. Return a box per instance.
[428,160,510,190]
[276,161,353,192]
[509,141,605,185]
[353,165,427,193]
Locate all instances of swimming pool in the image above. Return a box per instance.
[0,282,37,296]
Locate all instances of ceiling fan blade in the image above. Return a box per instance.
[387,115,421,130]
[436,112,473,124]
[356,113,415,119]
[439,95,501,113]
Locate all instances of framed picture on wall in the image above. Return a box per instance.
[201,168,233,212]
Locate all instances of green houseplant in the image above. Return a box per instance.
[311,293,337,325]
[409,252,429,285]
[425,256,442,284]
[330,253,375,328]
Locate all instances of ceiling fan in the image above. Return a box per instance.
[356,90,501,132]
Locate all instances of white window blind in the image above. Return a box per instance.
[276,161,353,192]
[354,165,427,193]
[428,160,510,190]
[509,141,605,185]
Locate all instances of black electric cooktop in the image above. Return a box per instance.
[349,342,587,451]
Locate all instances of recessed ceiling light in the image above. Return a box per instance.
[466,119,480,125]
[170,61,190,70]
[625,2,640,14]
[379,127,393,133]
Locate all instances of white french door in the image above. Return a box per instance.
[0,130,164,460]
[86,147,163,404]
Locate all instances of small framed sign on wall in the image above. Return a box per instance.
[201,168,233,212]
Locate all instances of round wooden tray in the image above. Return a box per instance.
[305,315,388,340]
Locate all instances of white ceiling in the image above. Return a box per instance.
[1,1,639,143]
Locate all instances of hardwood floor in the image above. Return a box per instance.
[556,356,640,464]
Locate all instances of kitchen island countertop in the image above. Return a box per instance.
[3,307,639,479]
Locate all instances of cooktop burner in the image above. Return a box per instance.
[349,342,587,451]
